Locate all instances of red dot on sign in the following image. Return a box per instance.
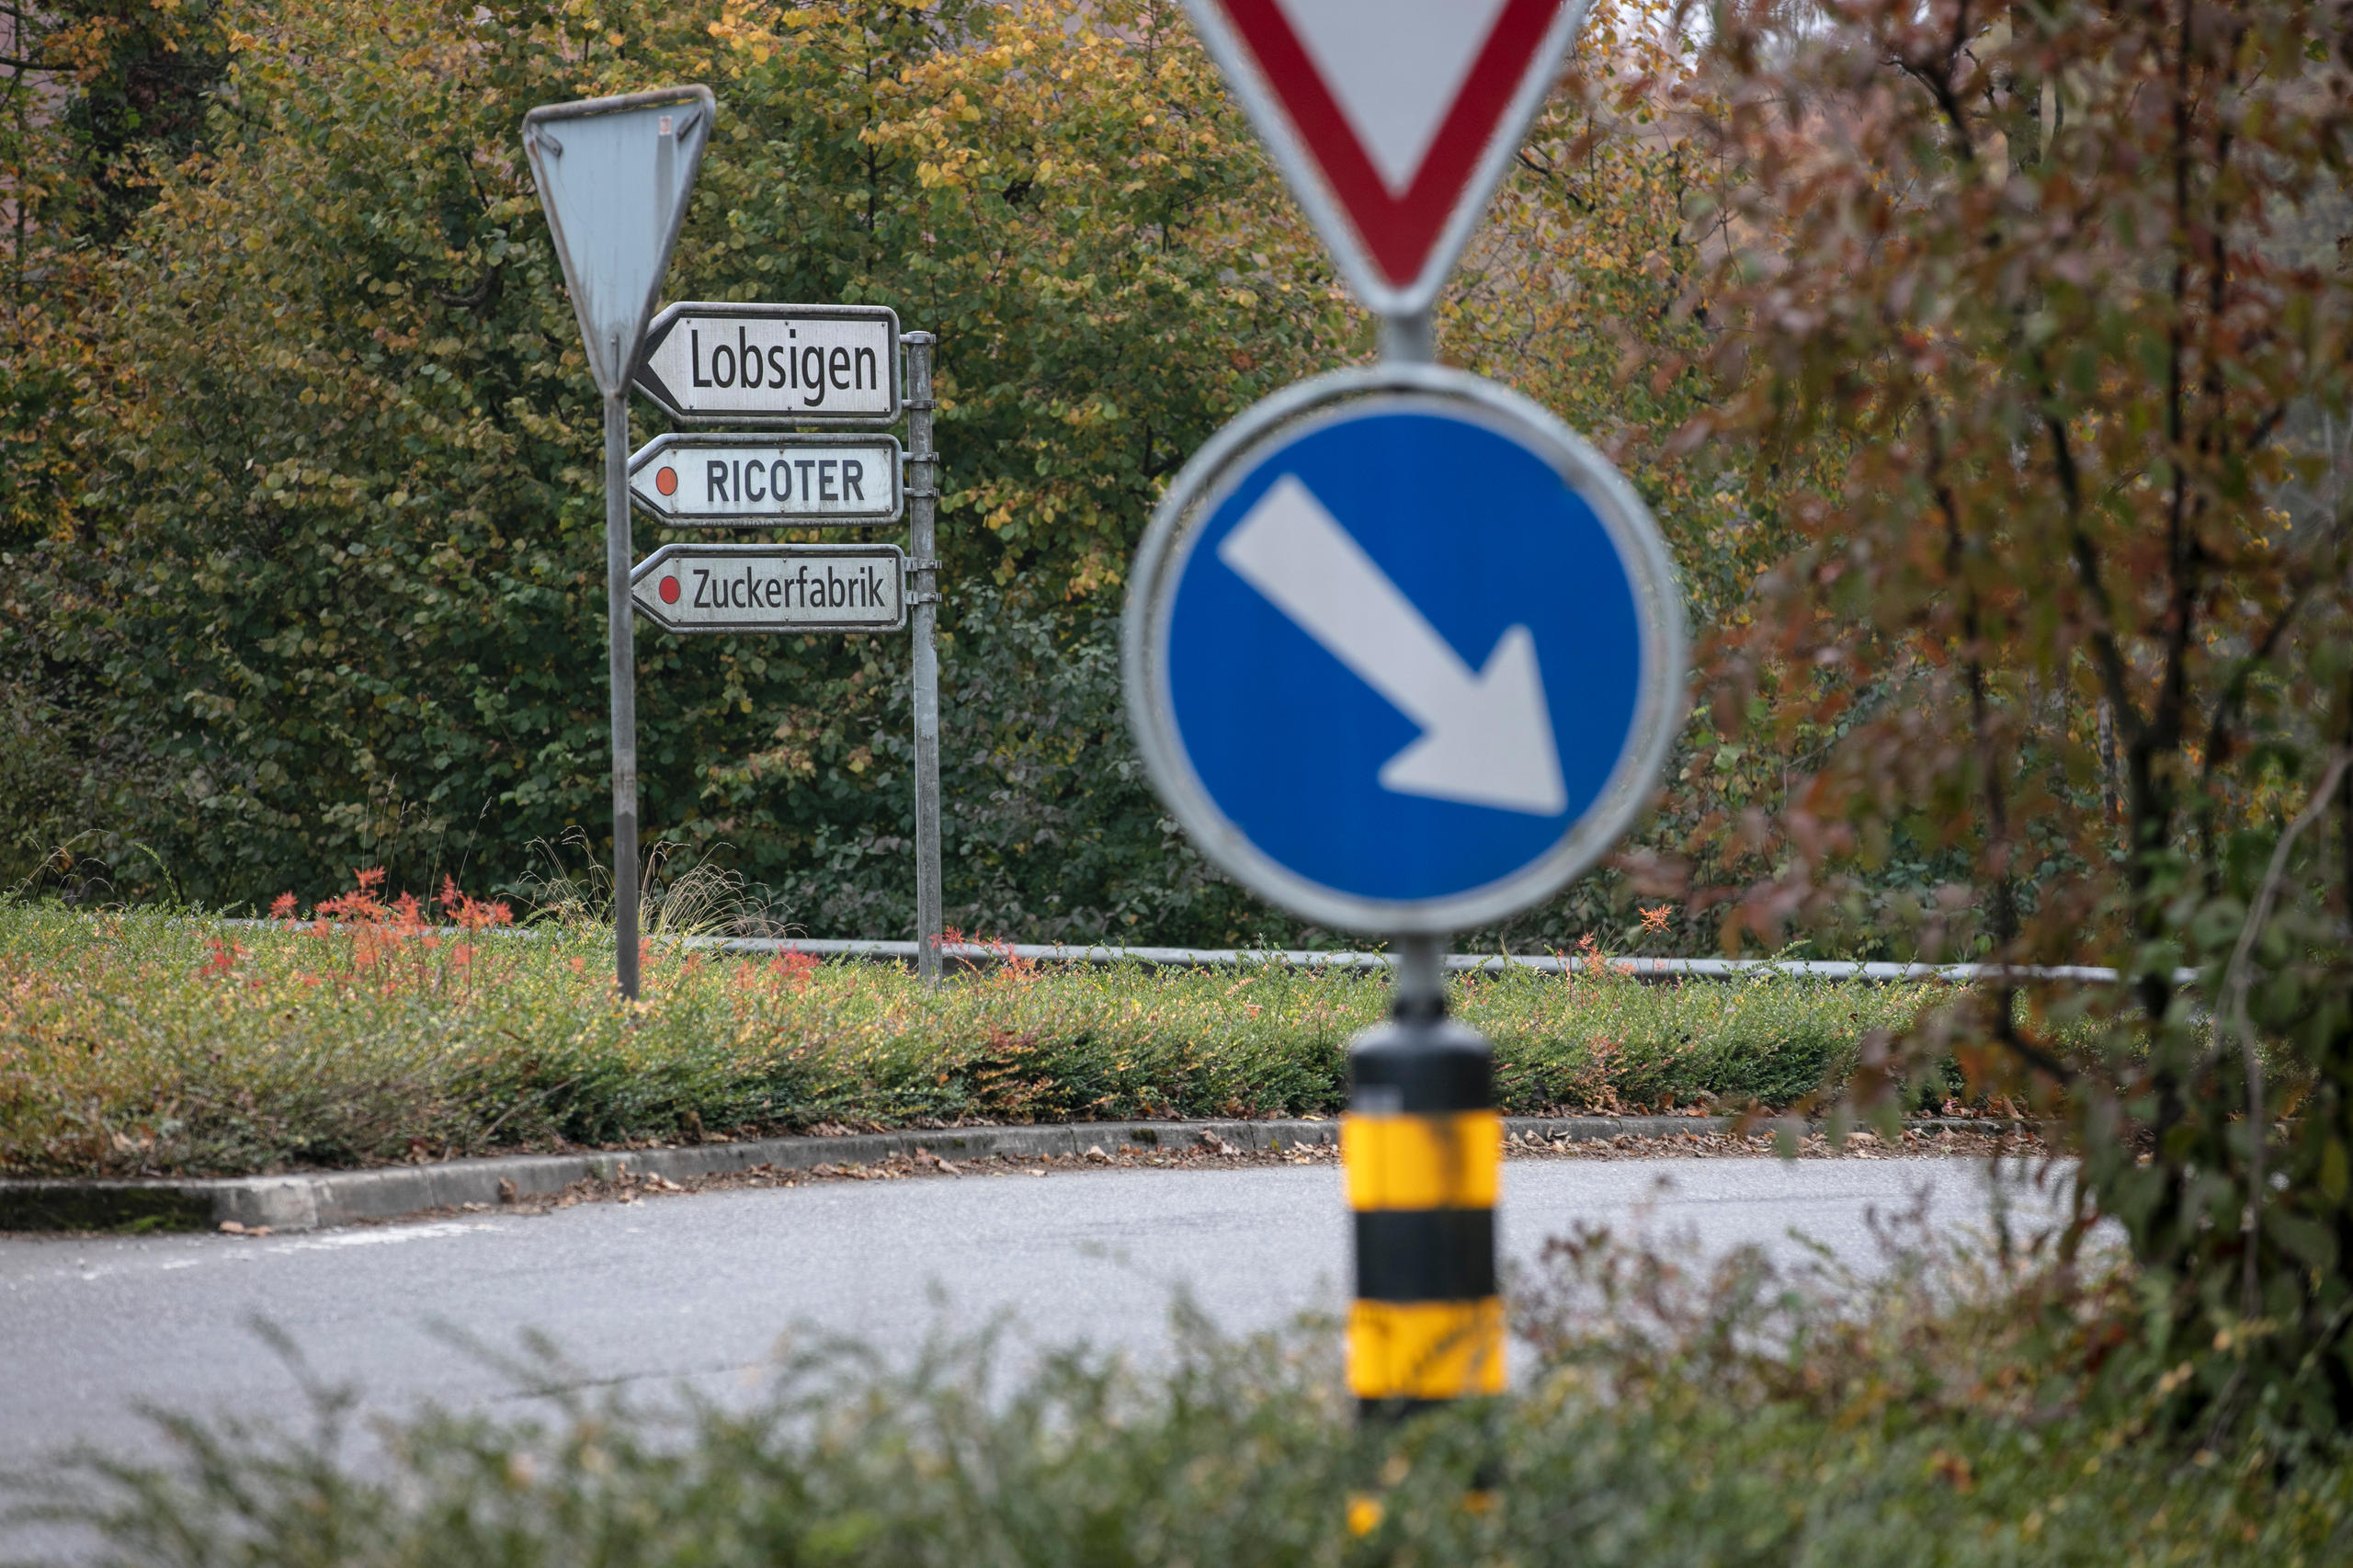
[658,575,681,605]
[654,466,678,496]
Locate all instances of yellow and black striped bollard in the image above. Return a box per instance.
[1343,942,1502,1418]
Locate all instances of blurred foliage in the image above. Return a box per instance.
[21,1223,2353,1566]
[44,0,231,244]
[1671,0,2353,1434]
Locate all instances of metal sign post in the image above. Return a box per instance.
[623,293,941,983]
[1125,368,1686,1414]
[1380,281,1440,1015]
[531,99,939,993]
[1145,0,1660,1431]
[604,386,640,998]
[904,333,944,983]
[523,85,714,1004]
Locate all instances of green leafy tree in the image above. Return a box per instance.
[1445,0,1807,955]
[2,0,234,881]
[4,0,1356,929]
[3,0,2130,978]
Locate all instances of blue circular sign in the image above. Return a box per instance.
[1125,367,1686,934]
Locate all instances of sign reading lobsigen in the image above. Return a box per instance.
[634,301,900,426]
[631,542,906,634]
[628,432,902,525]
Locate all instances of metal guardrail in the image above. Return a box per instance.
[212,917,2190,984]
[685,934,2193,985]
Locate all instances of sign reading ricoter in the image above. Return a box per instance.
[627,431,903,526]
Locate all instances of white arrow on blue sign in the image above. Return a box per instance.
[1124,366,1686,934]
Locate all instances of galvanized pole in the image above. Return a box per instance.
[904,332,944,984]
[605,383,642,1001]
[1338,307,1503,1426]
[1383,305,1438,1002]
[1390,933,1445,1014]
[1379,311,1435,367]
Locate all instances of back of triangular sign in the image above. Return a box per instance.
[523,85,715,395]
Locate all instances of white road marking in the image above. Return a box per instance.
[261,1221,494,1254]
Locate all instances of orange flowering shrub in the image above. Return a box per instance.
[249,869,517,1001]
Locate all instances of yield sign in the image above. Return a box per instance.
[523,85,714,395]
[1183,0,1586,315]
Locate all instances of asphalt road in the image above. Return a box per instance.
[1,1155,2066,1484]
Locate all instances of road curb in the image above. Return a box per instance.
[0,1114,2017,1233]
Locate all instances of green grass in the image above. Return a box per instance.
[1,901,1965,1179]
[14,1230,2348,1566]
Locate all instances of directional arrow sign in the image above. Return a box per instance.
[1181,0,1586,316]
[1124,367,1685,934]
[1217,475,1564,815]
[631,543,906,635]
[522,87,712,395]
[629,432,903,526]
[635,301,900,426]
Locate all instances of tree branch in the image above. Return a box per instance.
[2198,525,2342,793]
[1924,416,2064,1083]
[1886,0,1981,165]
[2219,748,2352,1318]
[2039,401,2145,743]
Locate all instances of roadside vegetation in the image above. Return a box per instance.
[0,893,1973,1179]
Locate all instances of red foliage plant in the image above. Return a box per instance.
[941,926,1037,984]
[731,948,819,997]
[264,869,515,998]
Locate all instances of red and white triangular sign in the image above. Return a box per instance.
[1185,0,1586,316]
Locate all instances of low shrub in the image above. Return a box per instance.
[0,897,1963,1179]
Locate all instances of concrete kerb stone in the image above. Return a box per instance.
[0,1121,1333,1233]
[0,1115,2025,1234]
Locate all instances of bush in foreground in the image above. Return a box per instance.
[17,1227,2353,1566]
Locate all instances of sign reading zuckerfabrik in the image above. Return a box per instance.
[634,301,900,425]
[631,542,906,635]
